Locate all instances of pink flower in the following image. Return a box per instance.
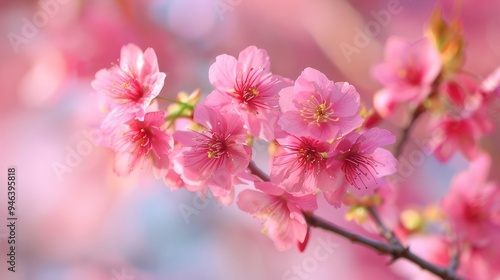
[205,46,291,141]
[373,37,442,117]
[459,237,500,280]
[392,235,452,280]
[270,135,336,195]
[441,153,500,245]
[432,111,492,162]
[173,104,252,200]
[237,182,317,251]
[111,111,173,177]
[440,73,484,112]
[92,44,166,130]
[324,128,397,207]
[278,67,363,141]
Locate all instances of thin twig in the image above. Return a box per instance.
[394,106,424,158]
[367,207,400,245]
[248,160,270,181]
[448,247,461,275]
[305,214,464,280]
[247,160,464,280]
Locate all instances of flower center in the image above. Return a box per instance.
[398,67,422,86]
[112,68,146,103]
[298,147,324,165]
[299,94,338,126]
[228,67,274,110]
[464,200,487,223]
[206,138,227,159]
[242,87,260,104]
[195,131,228,159]
[339,144,384,189]
[129,127,152,155]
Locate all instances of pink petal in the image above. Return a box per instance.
[359,128,396,154]
[119,43,143,75]
[255,182,285,196]
[330,82,361,117]
[237,46,271,72]
[371,148,398,177]
[209,54,238,90]
[296,67,333,93]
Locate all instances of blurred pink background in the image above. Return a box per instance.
[1,0,499,279]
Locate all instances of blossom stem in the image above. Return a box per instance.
[247,161,270,181]
[304,213,464,280]
[155,96,195,109]
[367,206,401,246]
[448,247,461,275]
[393,105,424,158]
[247,160,464,280]
[165,103,193,128]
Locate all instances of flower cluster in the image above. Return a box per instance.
[366,10,500,280]
[90,9,500,278]
[92,44,172,177]
[372,11,496,161]
[92,45,398,251]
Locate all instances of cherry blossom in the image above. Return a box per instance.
[205,46,291,141]
[111,111,172,177]
[278,67,363,141]
[173,104,252,202]
[373,37,442,117]
[92,44,166,130]
[441,153,500,245]
[237,182,317,251]
[324,128,397,207]
[432,111,492,162]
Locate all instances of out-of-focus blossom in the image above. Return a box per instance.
[438,73,484,113]
[441,153,500,245]
[205,46,291,141]
[237,182,317,251]
[432,111,492,162]
[324,128,397,207]
[111,111,173,177]
[173,104,252,202]
[427,72,493,161]
[92,44,166,130]
[373,38,442,117]
[392,235,452,280]
[270,135,336,194]
[459,236,500,280]
[278,67,363,141]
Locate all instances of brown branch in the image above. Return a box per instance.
[305,214,464,280]
[247,160,464,280]
[367,207,400,245]
[448,247,461,275]
[248,160,270,181]
[394,105,424,158]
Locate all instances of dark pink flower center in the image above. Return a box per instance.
[298,94,338,126]
[338,143,384,189]
[464,200,487,223]
[229,67,274,110]
[129,127,153,155]
[399,67,422,86]
[112,68,147,103]
[279,137,327,171]
[196,131,229,159]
